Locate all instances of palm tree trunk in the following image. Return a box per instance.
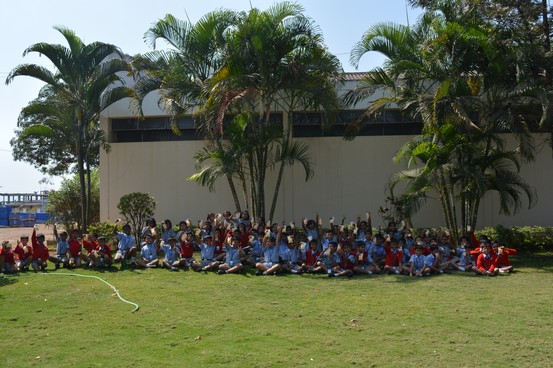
[76,114,88,233]
[227,176,241,212]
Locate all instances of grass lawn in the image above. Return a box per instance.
[1,252,552,368]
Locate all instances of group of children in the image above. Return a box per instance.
[0,211,517,277]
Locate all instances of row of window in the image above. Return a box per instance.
[110,110,421,142]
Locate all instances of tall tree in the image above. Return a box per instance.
[346,0,547,235]
[6,26,135,231]
[137,2,342,220]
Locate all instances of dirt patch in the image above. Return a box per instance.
[0,224,56,245]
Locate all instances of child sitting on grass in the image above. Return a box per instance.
[301,239,322,273]
[31,230,49,272]
[406,245,430,277]
[217,235,244,275]
[136,234,159,268]
[255,226,283,276]
[14,235,33,271]
[1,241,18,273]
[161,237,180,271]
[89,236,113,268]
[492,241,516,273]
[52,224,70,269]
[474,243,499,276]
[383,237,403,275]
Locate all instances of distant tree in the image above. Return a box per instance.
[6,26,135,232]
[46,169,100,232]
[117,192,156,243]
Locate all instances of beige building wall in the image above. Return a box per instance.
[100,105,553,228]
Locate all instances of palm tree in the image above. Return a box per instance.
[202,1,342,219]
[346,1,547,235]
[6,26,135,231]
[137,2,342,220]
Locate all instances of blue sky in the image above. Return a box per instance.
[0,0,422,193]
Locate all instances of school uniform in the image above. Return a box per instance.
[161,245,179,264]
[477,253,497,272]
[225,246,241,267]
[409,254,426,272]
[55,238,69,261]
[115,232,136,257]
[198,242,215,267]
[384,246,403,267]
[262,245,280,267]
[141,242,157,262]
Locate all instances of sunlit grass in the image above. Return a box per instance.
[1,252,552,367]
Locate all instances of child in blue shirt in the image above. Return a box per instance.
[217,236,244,275]
[136,234,159,268]
[161,237,180,271]
[255,226,283,276]
[192,235,217,272]
[52,224,69,269]
[406,246,430,277]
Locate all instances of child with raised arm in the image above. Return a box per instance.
[319,241,352,277]
[301,239,322,273]
[31,229,49,272]
[217,235,244,275]
[302,216,319,241]
[113,221,137,267]
[180,230,197,268]
[353,241,376,275]
[492,241,516,273]
[52,224,69,269]
[192,234,217,272]
[255,226,283,276]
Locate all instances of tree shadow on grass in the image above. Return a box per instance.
[512,251,553,272]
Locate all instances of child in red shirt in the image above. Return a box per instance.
[14,235,33,271]
[384,237,403,275]
[492,241,516,273]
[475,243,499,276]
[31,230,49,272]
[1,242,18,273]
[68,229,87,268]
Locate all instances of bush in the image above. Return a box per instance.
[476,225,553,251]
[117,192,156,243]
[87,221,117,248]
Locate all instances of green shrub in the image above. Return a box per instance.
[87,221,117,248]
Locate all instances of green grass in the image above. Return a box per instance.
[1,252,553,367]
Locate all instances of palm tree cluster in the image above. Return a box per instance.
[345,0,551,240]
[6,1,553,235]
[135,2,342,221]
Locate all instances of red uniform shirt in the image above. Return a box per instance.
[1,248,16,264]
[477,253,497,272]
[95,244,112,258]
[32,244,49,261]
[14,243,33,261]
[304,248,320,266]
[83,240,97,254]
[180,241,195,258]
[69,239,82,257]
[496,248,517,266]
[384,246,403,267]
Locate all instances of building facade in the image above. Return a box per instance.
[99,74,553,228]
